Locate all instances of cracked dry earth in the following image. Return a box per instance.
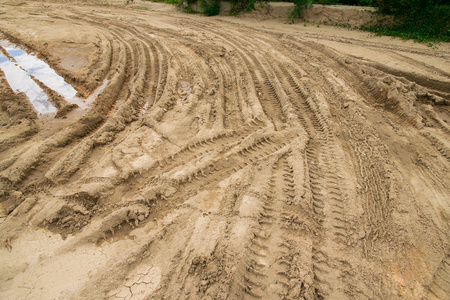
[0,1,450,299]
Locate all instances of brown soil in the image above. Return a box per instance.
[0,1,449,299]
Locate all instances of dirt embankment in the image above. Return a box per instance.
[0,1,449,299]
[238,2,387,27]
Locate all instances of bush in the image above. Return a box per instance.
[296,0,377,5]
[364,0,450,43]
[290,0,312,19]
[175,0,268,16]
[199,0,220,15]
[177,0,198,13]
[148,0,180,3]
[287,0,449,43]
[230,0,268,15]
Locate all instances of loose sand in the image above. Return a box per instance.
[0,1,449,299]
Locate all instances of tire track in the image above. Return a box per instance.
[180,19,287,130]
[184,21,355,297]
[0,4,448,300]
[427,254,450,300]
[231,155,295,298]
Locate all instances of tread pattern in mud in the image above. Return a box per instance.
[0,3,449,300]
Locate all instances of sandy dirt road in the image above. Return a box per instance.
[0,1,449,299]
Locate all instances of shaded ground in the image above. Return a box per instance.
[0,1,449,299]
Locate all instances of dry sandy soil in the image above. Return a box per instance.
[0,0,449,299]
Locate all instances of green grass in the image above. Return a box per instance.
[287,0,450,44]
[360,5,450,44]
[199,0,220,16]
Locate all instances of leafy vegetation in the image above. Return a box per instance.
[173,0,269,16]
[290,0,312,19]
[199,0,220,15]
[362,0,450,43]
[287,0,450,43]
[148,0,181,4]
[272,0,376,5]
[311,0,375,5]
[229,0,268,15]
[174,0,219,15]
[151,0,449,43]
[177,0,199,13]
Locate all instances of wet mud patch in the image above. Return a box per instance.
[0,2,449,300]
[0,70,38,152]
[57,46,90,72]
[0,39,81,116]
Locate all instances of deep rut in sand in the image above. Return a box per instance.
[0,1,449,299]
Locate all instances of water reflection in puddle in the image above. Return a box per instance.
[0,40,78,115]
[0,51,57,114]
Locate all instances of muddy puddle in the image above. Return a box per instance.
[0,40,78,115]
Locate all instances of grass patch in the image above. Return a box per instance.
[287,0,449,44]
[360,4,450,44]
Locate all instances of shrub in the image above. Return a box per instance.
[311,0,377,5]
[364,0,450,43]
[200,0,220,15]
[230,0,268,15]
[290,0,312,19]
[287,0,449,43]
[177,0,198,13]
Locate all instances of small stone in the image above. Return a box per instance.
[358,230,366,239]
[304,274,313,286]
[434,97,444,105]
